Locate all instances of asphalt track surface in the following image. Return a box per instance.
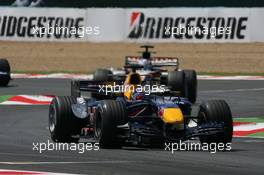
[0,79,264,175]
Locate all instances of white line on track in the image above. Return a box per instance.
[0,152,90,159]
[234,117,262,120]
[0,101,31,105]
[234,123,264,131]
[200,88,264,93]
[237,138,264,142]
[0,161,138,165]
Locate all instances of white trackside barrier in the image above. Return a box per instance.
[1,7,264,42]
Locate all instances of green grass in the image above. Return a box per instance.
[248,132,264,137]
[0,95,12,103]
[234,117,264,123]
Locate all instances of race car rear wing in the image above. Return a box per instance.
[71,79,124,98]
[125,56,179,69]
[71,79,183,99]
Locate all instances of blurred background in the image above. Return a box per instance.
[0,0,263,75]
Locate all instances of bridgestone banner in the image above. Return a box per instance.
[0,8,86,41]
[0,7,264,42]
[125,8,250,42]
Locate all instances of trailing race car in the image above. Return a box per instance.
[49,72,233,149]
[93,45,197,103]
[0,58,11,86]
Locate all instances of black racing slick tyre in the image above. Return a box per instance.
[92,69,113,99]
[94,100,128,148]
[199,100,233,144]
[167,71,186,95]
[71,80,81,98]
[49,96,85,143]
[0,58,11,86]
[93,69,112,82]
[183,70,197,103]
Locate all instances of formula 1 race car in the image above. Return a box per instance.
[49,72,233,149]
[92,45,197,103]
[0,58,11,86]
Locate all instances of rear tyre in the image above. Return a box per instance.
[167,71,186,95]
[49,96,85,143]
[183,70,197,103]
[92,69,113,99]
[71,80,81,98]
[199,100,233,145]
[94,100,128,148]
[93,69,112,82]
[0,59,11,86]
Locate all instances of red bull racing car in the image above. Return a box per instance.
[49,72,233,149]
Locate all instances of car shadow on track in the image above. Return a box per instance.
[0,84,18,88]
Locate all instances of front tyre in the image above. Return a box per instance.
[183,70,197,103]
[199,100,233,144]
[167,71,185,93]
[49,96,85,143]
[94,100,128,148]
